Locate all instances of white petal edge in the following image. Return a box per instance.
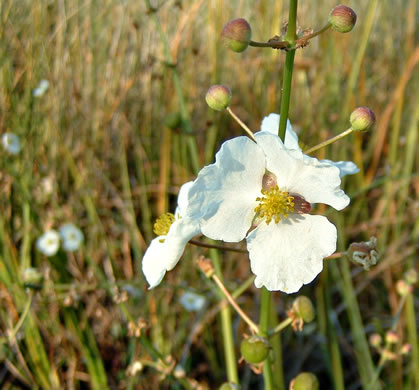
[188,136,266,242]
[247,214,337,293]
[259,113,299,150]
[175,181,194,218]
[255,132,350,210]
[142,218,200,288]
[321,159,360,178]
[142,236,169,288]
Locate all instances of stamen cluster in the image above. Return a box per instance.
[254,185,294,224]
[153,212,175,236]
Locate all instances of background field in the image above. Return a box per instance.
[0,0,418,389]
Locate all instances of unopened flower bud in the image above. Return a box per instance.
[385,331,399,344]
[165,112,182,129]
[290,372,319,390]
[292,296,315,323]
[23,267,44,290]
[219,383,241,390]
[396,280,412,296]
[221,18,252,53]
[350,107,376,132]
[347,237,379,270]
[369,333,382,348]
[405,269,417,285]
[240,335,270,364]
[329,5,357,33]
[205,85,232,111]
[400,344,412,355]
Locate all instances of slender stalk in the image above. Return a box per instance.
[226,107,256,142]
[304,128,354,154]
[212,273,259,334]
[189,239,247,253]
[210,249,239,384]
[269,317,293,336]
[259,287,274,390]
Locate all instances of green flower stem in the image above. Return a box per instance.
[269,317,293,337]
[278,0,298,139]
[210,248,239,384]
[259,287,274,390]
[304,128,354,154]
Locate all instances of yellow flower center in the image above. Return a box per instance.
[254,185,294,224]
[153,212,175,236]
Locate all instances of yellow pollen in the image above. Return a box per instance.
[153,212,175,236]
[254,185,294,224]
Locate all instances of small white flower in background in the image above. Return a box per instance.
[36,230,60,256]
[2,133,21,155]
[188,126,350,293]
[180,291,206,312]
[142,181,200,289]
[260,113,360,178]
[33,79,49,97]
[59,223,84,251]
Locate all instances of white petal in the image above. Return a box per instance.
[259,113,299,150]
[142,236,170,288]
[247,215,337,293]
[188,137,266,242]
[175,181,194,218]
[36,230,60,257]
[141,218,200,288]
[165,218,200,270]
[255,133,350,210]
[180,291,206,312]
[59,223,84,251]
[321,159,360,178]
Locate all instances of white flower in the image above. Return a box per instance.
[36,230,60,256]
[2,133,21,154]
[59,223,84,251]
[188,131,350,293]
[142,182,201,289]
[179,291,206,312]
[260,113,360,177]
[33,79,49,97]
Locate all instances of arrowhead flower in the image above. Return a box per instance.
[188,121,350,293]
[142,182,200,288]
[260,113,360,177]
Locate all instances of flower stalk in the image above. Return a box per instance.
[226,107,256,142]
[304,128,354,154]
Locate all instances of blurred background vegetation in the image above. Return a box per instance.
[0,0,417,388]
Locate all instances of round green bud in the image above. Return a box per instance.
[329,5,357,33]
[205,85,232,111]
[23,267,44,290]
[385,330,399,344]
[350,106,376,131]
[221,18,252,53]
[405,269,417,285]
[240,335,269,364]
[219,383,241,390]
[165,112,182,129]
[292,296,315,323]
[291,372,319,390]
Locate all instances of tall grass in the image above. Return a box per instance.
[0,0,417,388]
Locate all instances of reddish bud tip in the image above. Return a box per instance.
[221,18,252,53]
[329,5,357,33]
[205,85,232,111]
[350,106,376,131]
